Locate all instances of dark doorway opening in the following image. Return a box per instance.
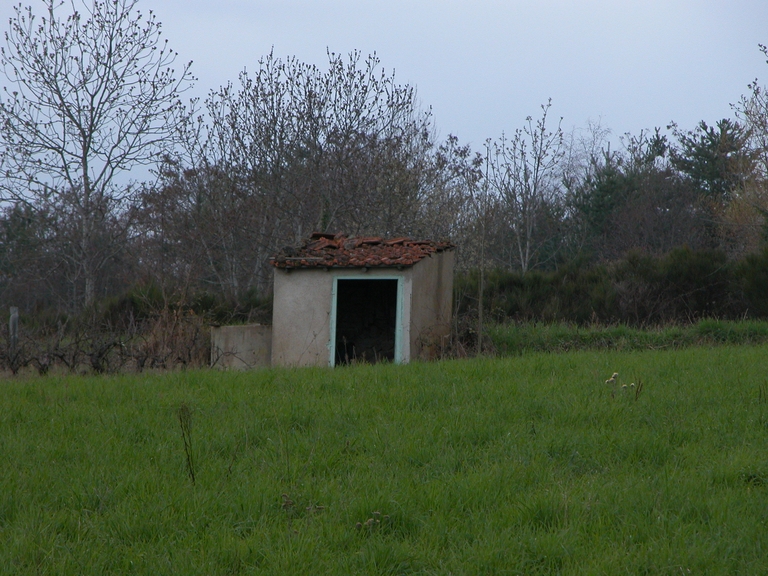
[335,279,398,365]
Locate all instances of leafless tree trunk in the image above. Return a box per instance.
[0,0,193,309]
[485,101,565,274]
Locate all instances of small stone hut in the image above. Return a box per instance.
[270,233,454,367]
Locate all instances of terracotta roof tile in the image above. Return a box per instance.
[270,233,454,269]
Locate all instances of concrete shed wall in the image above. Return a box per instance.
[271,268,335,367]
[271,251,453,367]
[272,267,415,367]
[410,250,455,359]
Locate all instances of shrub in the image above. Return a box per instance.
[457,247,768,327]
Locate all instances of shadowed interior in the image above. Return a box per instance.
[335,279,397,365]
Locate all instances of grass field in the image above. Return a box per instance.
[488,318,768,355]
[2,345,768,574]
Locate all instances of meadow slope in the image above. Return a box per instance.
[2,345,768,574]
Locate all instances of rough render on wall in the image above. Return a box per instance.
[410,250,455,359]
[271,268,335,367]
[211,324,272,370]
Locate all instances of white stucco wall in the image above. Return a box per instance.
[271,268,335,367]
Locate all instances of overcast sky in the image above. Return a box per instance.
[3,0,768,150]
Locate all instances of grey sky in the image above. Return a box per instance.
[3,0,768,149]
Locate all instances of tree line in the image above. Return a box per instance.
[2,0,768,325]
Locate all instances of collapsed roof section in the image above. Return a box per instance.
[270,232,454,269]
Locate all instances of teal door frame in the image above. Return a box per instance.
[328,276,404,367]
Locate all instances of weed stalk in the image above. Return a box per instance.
[178,403,196,485]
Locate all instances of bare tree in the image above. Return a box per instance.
[145,50,458,303]
[733,45,768,248]
[485,100,565,273]
[0,0,193,308]
[737,45,768,179]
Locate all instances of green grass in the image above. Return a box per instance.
[3,345,768,573]
[487,318,768,354]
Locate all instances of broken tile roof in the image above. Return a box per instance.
[270,232,454,269]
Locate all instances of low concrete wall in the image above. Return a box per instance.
[211,324,272,370]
